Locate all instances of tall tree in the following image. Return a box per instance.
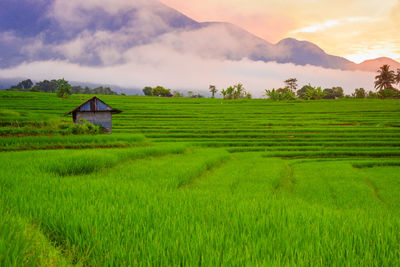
[304,86,326,100]
[234,83,245,99]
[209,85,217,98]
[36,80,58,93]
[56,78,72,98]
[375,65,395,90]
[152,86,171,97]
[225,86,235,100]
[352,88,366,99]
[297,84,313,99]
[396,69,400,86]
[284,78,298,92]
[142,86,152,96]
[17,79,33,89]
[221,89,227,99]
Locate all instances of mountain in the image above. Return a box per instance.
[273,38,356,70]
[356,57,400,72]
[0,0,399,72]
[0,0,201,67]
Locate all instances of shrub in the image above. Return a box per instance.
[304,86,326,100]
[265,88,296,101]
[352,88,366,99]
[367,91,379,99]
[56,78,72,98]
[378,88,400,99]
[67,119,101,135]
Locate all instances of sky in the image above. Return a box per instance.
[160,0,400,63]
[0,0,395,96]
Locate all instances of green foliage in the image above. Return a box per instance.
[244,92,252,99]
[142,86,153,96]
[266,88,296,101]
[396,69,400,86]
[172,91,184,97]
[367,91,379,99]
[71,86,118,95]
[265,89,280,101]
[277,87,296,100]
[378,88,400,99]
[35,80,58,93]
[222,83,249,99]
[209,85,217,98]
[233,83,244,99]
[284,78,298,91]
[56,78,72,98]
[10,79,118,95]
[67,119,101,135]
[220,89,227,98]
[9,79,34,91]
[323,87,344,99]
[30,86,40,92]
[375,64,396,91]
[304,86,326,100]
[353,88,366,98]
[297,84,313,99]
[151,86,172,97]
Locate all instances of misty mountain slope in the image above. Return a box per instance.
[273,38,356,70]
[0,0,201,67]
[0,0,398,71]
[357,57,400,72]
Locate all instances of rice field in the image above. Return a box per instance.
[1,91,400,265]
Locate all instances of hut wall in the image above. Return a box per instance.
[76,112,112,132]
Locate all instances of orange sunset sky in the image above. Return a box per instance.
[160,0,400,63]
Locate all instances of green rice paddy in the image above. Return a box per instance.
[1,91,400,265]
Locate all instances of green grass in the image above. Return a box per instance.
[1,91,400,265]
[0,134,148,151]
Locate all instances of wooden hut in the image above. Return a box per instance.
[66,97,121,133]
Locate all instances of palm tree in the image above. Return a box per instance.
[226,86,235,100]
[396,69,400,86]
[209,85,217,98]
[304,86,326,100]
[234,83,244,99]
[375,65,395,90]
[221,89,227,99]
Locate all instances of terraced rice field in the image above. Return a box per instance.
[1,91,400,265]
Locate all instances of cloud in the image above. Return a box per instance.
[392,0,400,27]
[0,44,376,97]
[291,17,370,34]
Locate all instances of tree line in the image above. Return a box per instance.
[265,65,400,101]
[6,64,400,100]
[142,84,252,99]
[7,79,119,96]
[142,65,400,100]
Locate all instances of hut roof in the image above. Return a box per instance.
[66,96,122,115]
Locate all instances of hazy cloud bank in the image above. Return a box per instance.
[0,45,375,97]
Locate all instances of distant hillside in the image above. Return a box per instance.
[356,57,400,72]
